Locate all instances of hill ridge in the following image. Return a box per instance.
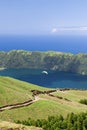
[0,50,87,75]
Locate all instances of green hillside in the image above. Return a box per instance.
[0,76,49,106]
[0,121,42,130]
[0,77,87,123]
[1,50,87,75]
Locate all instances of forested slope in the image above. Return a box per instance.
[0,50,87,75]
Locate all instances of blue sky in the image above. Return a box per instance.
[0,0,87,35]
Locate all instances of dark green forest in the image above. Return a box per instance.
[1,50,87,75]
[16,112,87,130]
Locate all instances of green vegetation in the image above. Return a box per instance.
[1,50,87,75]
[0,121,42,130]
[1,50,87,129]
[79,99,87,105]
[16,112,87,130]
[0,76,87,129]
[52,90,87,102]
[0,77,87,122]
[0,76,49,106]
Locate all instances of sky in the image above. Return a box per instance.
[0,0,87,35]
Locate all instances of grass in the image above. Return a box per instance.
[0,120,42,130]
[0,76,49,106]
[0,95,87,122]
[0,100,73,121]
[52,90,87,102]
[0,76,87,123]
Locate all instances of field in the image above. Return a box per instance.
[0,121,42,130]
[0,76,87,123]
[0,76,49,106]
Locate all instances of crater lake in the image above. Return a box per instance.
[0,68,87,89]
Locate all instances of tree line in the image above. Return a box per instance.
[16,112,87,130]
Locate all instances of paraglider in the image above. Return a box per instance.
[42,71,48,75]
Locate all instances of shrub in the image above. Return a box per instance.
[79,99,87,105]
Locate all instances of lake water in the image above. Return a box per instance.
[0,69,87,89]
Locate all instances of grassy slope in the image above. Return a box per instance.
[1,94,87,122]
[52,90,87,102]
[0,76,49,106]
[0,121,42,130]
[0,76,87,122]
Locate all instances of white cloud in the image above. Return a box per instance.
[51,26,87,33]
[80,26,87,30]
[51,28,58,33]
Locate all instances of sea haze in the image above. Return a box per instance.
[0,35,87,53]
[0,69,87,89]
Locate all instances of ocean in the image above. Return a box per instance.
[0,35,87,54]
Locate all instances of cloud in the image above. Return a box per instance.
[51,28,58,33]
[80,26,87,30]
[51,26,87,33]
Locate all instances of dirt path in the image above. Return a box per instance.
[0,96,39,112]
[0,89,59,112]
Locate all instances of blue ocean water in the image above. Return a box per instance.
[0,69,87,89]
[0,35,87,53]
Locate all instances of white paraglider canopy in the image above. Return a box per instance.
[42,71,48,74]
